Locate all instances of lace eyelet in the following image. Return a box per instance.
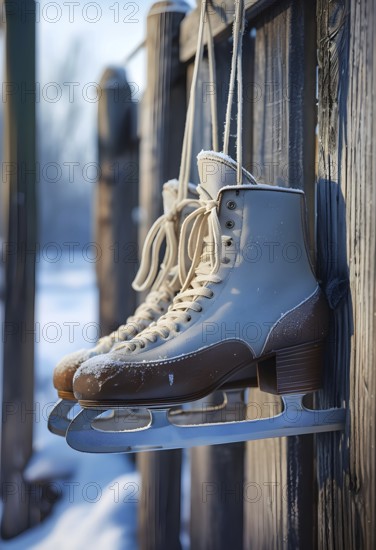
[226,200,237,210]
[140,342,145,349]
[225,239,232,247]
[186,315,192,322]
[208,290,214,298]
[197,305,203,312]
[225,220,235,229]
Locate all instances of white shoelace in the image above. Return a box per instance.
[120,187,227,350]
[223,0,245,184]
[132,196,200,292]
[97,276,177,350]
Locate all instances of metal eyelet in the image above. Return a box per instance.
[225,239,232,247]
[226,200,236,210]
[225,220,235,229]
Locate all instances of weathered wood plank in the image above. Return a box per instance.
[139,0,188,246]
[138,450,183,550]
[245,1,317,547]
[244,391,288,548]
[190,439,245,550]
[180,0,280,62]
[137,3,189,549]
[316,0,376,548]
[95,67,138,336]
[0,0,37,539]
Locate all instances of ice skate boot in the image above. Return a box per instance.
[67,151,345,453]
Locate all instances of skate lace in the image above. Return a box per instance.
[121,188,227,350]
[100,276,177,349]
[132,196,200,292]
[96,195,199,351]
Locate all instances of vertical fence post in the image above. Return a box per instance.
[0,0,37,539]
[185,15,247,548]
[316,0,376,548]
[138,0,189,245]
[244,1,317,547]
[95,67,139,336]
[137,3,189,549]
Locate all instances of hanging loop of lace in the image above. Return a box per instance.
[132,196,200,292]
[133,0,219,293]
[178,192,222,289]
[223,0,245,184]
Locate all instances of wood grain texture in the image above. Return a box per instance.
[137,4,189,549]
[138,451,183,550]
[245,1,317,547]
[316,0,376,548]
[0,0,37,539]
[139,2,188,247]
[244,390,288,549]
[180,0,280,62]
[190,440,245,550]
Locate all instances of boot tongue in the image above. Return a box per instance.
[197,151,238,199]
[162,179,179,213]
[162,179,198,212]
[197,150,257,199]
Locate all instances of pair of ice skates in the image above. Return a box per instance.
[48,0,345,453]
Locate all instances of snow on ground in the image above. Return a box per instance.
[2,256,139,550]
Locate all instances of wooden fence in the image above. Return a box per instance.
[122,0,375,548]
[1,0,38,539]
[1,0,374,546]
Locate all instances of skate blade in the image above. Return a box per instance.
[48,399,78,436]
[66,393,346,454]
[67,393,232,438]
[81,391,232,431]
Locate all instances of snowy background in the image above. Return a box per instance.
[1,1,193,548]
[3,258,140,549]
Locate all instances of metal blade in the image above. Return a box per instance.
[66,394,346,454]
[48,399,77,436]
